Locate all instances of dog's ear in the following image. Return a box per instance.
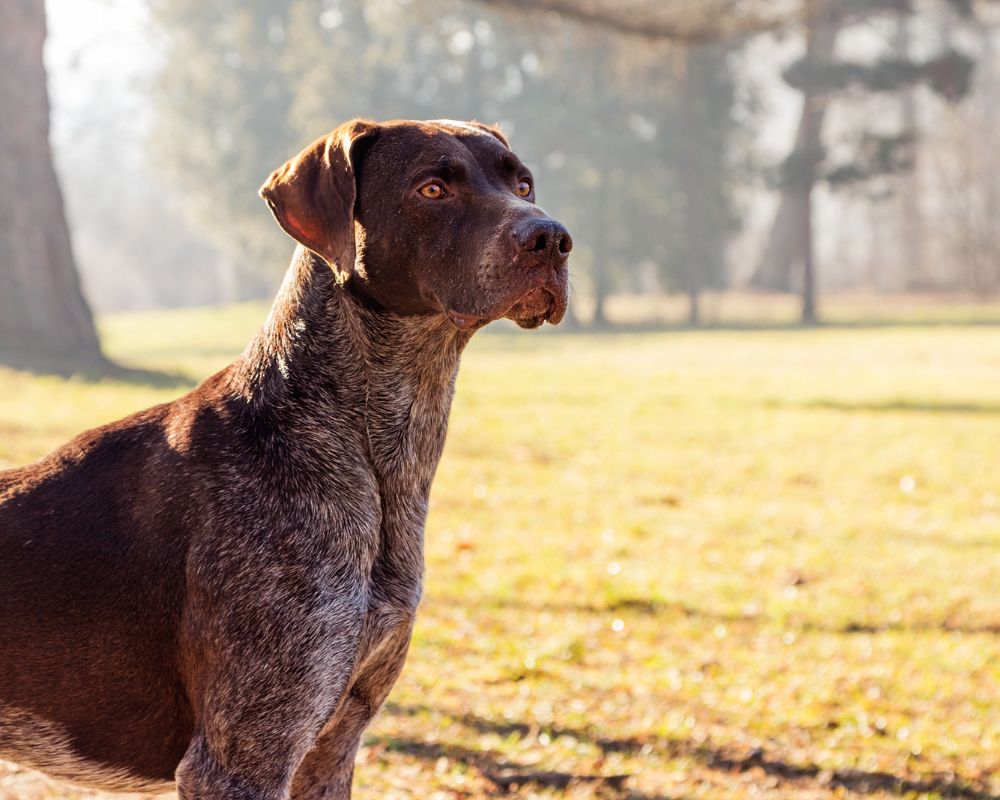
[259,118,378,274]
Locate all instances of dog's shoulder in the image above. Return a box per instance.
[1,402,171,500]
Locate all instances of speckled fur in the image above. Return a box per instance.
[0,118,570,800]
[0,250,468,799]
[173,249,472,800]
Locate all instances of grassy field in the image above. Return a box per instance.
[1,304,999,799]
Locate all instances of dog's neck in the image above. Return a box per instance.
[231,246,471,499]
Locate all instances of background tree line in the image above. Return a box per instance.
[2,0,1000,366]
[148,0,739,327]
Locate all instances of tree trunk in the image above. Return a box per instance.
[590,165,611,326]
[896,12,926,291]
[0,0,103,365]
[589,37,611,328]
[751,2,837,293]
[801,155,816,323]
[797,2,831,324]
[590,212,610,326]
[982,27,1000,293]
[677,45,701,326]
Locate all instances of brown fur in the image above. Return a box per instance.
[0,118,571,799]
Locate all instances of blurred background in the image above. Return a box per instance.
[4,0,1000,360]
[2,2,1000,800]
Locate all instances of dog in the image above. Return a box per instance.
[0,118,571,799]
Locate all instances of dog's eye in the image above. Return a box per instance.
[418,182,448,199]
[516,180,533,198]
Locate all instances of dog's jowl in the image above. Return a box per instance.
[0,119,571,800]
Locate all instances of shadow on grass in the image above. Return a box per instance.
[815,619,1000,635]
[0,350,193,390]
[381,704,999,799]
[478,596,1000,636]
[368,733,667,798]
[765,398,1000,416]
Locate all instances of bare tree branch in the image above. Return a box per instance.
[467,0,801,42]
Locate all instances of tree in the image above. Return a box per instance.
[751,3,838,299]
[674,42,738,324]
[469,0,794,42]
[0,0,103,366]
[753,0,976,322]
[926,11,1000,293]
[151,0,299,286]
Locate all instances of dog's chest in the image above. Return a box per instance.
[365,371,456,603]
[338,378,454,689]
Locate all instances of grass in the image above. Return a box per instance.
[1,302,999,799]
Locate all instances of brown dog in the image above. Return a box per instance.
[0,118,571,799]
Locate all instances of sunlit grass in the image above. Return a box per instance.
[1,302,998,799]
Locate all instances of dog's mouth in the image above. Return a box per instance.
[446,275,568,332]
[504,285,564,329]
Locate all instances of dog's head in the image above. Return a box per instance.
[260,118,571,330]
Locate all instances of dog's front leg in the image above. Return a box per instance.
[175,562,372,800]
[289,610,415,800]
[175,608,365,799]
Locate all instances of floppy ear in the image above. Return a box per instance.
[259,118,377,274]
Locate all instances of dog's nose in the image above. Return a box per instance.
[513,218,573,261]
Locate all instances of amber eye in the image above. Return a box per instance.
[516,179,533,198]
[419,182,447,199]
